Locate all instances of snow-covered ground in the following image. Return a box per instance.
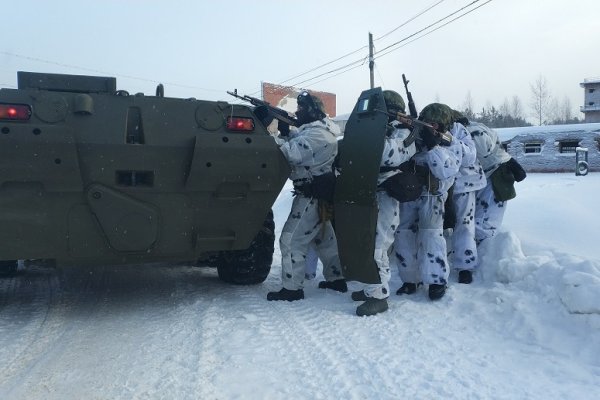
[1,173,599,400]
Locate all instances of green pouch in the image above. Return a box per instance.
[490,162,516,201]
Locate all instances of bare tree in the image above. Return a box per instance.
[529,74,552,125]
[511,95,524,119]
[461,91,476,120]
[499,98,511,117]
[560,96,573,122]
[548,97,560,123]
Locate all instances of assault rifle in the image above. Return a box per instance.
[402,73,418,118]
[227,89,298,127]
[377,109,453,147]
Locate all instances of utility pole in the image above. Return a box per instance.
[368,32,374,89]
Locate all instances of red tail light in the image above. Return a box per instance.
[0,103,32,121]
[226,116,254,132]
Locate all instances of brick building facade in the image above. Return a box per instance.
[261,82,336,117]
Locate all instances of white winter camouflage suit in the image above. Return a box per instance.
[362,122,416,299]
[277,119,343,290]
[392,136,461,286]
[448,122,487,272]
[467,122,511,243]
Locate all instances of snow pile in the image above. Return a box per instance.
[478,231,600,314]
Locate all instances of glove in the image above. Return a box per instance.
[420,126,441,150]
[385,124,395,137]
[278,119,290,136]
[254,105,274,126]
[506,158,527,182]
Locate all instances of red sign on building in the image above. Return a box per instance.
[261,82,336,117]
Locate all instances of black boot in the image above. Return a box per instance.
[356,298,389,316]
[458,270,473,284]
[396,282,417,295]
[428,284,446,300]
[318,279,348,293]
[267,288,304,301]
[351,290,368,302]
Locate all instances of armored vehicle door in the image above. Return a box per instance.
[334,88,388,283]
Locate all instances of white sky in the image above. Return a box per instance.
[1,0,598,120]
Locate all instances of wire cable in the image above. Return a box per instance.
[277,46,368,86]
[375,0,493,60]
[288,56,368,88]
[278,0,489,90]
[374,0,481,56]
[375,0,446,41]
[0,50,223,93]
[274,1,446,87]
[302,62,367,89]
[1,1,492,98]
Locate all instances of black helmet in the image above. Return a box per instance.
[297,90,326,122]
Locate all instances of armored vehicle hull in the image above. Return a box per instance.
[0,72,289,283]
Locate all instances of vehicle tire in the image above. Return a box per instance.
[576,160,589,176]
[0,260,18,277]
[215,210,275,285]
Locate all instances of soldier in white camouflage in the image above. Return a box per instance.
[447,110,487,284]
[351,90,417,316]
[267,91,346,301]
[391,103,461,301]
[462,119,526,244]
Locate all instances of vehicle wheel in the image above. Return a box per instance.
[576,160,589,176]
[215,210,275,285]
[0,260,18,277]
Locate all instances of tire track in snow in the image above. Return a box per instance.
[145,267,221,400]
[232,287,370,400]
[0,268,65,392]
[236,287,325,399]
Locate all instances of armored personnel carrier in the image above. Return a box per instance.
[0,72,289,284]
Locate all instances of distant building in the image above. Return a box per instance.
[580,78,600,123]
[496,123,600,172]
[261,82,336,117]
[332,113,350,133]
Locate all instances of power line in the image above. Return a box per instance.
[375,0,446,41]
[302,62,367,90]
[0,51,223,93]
[375,0,493,60]
[374,0,482,56]
[277,46,368,86]
[279,0,490,90]
[374,64,386,88]
[271,1,448,89]
[287,57,368,89]
[1,1,492,98]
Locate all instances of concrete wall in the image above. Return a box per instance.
[497,123,600,173]
[580,80,600,123]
